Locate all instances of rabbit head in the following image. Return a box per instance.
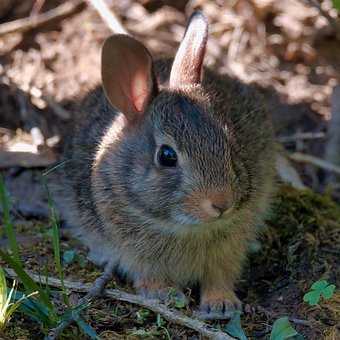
[97,12,245,233]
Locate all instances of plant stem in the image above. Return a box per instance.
[0,175,20,263]
[43,177,69,307]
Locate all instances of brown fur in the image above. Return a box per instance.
[58,12,276,319]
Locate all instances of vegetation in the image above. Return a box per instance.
[0,177,338,339]
[0,267,36,332]
[0,176,99,338]
[303,280,336,306]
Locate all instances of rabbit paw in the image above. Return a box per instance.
[195,289,242,320]
[135,278,187,306]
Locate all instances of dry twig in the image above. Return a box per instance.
[289,152,340,175]
[4,268,234,340]
[278,132,325,143]
[0,0,84,37]
[0,150,56,169]
[47,261,116,340]
[276,154,306,189]
[289,317,312,327]
[86,0,128,34]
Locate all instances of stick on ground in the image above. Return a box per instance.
[4,268,235,340]
[276,154,306,190]
[289,152,340,176]
[0,0,85,37]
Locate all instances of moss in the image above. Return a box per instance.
[263,185,339,281]
[246,185,340,283]
[3,326,31,340]
[2,185,339,339]
[2,314,42,340]
[268,185,340,238]
[242,185,340,339]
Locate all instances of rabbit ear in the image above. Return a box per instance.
[170,12,208,89]
[101,34,157,122]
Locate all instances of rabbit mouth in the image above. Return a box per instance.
[171,212,202,226]
[170,209,232,228]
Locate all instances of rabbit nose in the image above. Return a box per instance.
[212,202,229,215]
[201,198,231,219]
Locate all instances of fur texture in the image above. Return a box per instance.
[58,13,276,319]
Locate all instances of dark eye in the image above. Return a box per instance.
[157,145,177,167]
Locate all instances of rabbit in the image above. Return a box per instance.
[60,11,276,320]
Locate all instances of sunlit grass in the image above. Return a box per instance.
[0,267,37,331]
[0,174,99,338]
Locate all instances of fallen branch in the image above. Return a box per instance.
[47,261,116,340]
[0,150,56,169]
[4,268,234,340]
[289,317,312,327]
[288,152,340,176]
[276,154,306,189]
[278,132,325,144]
[0,0,85,37]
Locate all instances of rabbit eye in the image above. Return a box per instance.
[157,145,177,167]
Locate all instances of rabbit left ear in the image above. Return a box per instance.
[169,11,208,89]
[101,34,157,122]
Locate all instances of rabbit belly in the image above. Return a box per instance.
[110,220,252,288]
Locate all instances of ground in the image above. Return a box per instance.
[0,1,339,339]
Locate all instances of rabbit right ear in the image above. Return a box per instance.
[101,34,157,122]
[170,12,208,89]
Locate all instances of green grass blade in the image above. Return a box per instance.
[0,250,55,313]
[5,290,38,324]
[0,267,7,310]
[0,175,20,263]
[75,316,100,340]
[13,290,54,327]
[42,178,69,306]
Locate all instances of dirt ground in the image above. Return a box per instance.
[0,0,339,339]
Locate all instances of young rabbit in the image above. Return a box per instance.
[61,12,276,319]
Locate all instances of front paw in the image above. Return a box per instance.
[196,289,242,320]
[135,278,187,306]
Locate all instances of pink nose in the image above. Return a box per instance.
[201,197,231,219]
[212,202,230,214]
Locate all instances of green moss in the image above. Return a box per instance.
[241,185,340,338]
[248,185,340,286]
[268,185,340,238]
[3,326,31,340]
[2,314,42,340]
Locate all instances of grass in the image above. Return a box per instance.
[0,175,19,263]
[0,174,99,338]
[0,267,37,332]
[43,177,69,306]
[0,176,338,339]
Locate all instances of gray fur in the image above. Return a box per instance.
[57,31,276,318]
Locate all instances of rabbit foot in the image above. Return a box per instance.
[195,289,242,320]
[135,278,187,305]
